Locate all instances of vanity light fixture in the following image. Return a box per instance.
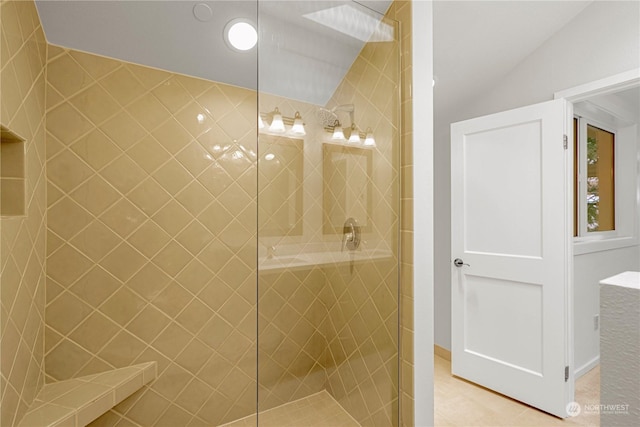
[260,108,305,135]
[363,128,376,147]
[331,120,345,140]
[291,112,306,136]
[269,107,285,133]
[224,19,258,52]
[322,105,375,148]
[348,123,361,144]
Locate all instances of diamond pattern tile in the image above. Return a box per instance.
[47,149,94,193]
[32,5,406,427]
[98,66,147,107]
[126,178,172,216]
[100,154,148,194]
[68,83,120,126]
[70,220,120,261]
[151,77,193,114]
[68,175,121,216]
[126,135,172,174]
[42,47,264,427]
[47,53,94,99]
[70,128,122,170]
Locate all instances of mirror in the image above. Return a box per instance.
[258,135,304,236]
[323,143,372,234]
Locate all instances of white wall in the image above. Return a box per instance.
[435,0,640,351]
[574,246,640,375]
[413,1,434,425]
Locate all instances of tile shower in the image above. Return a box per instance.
[0,1,413,426]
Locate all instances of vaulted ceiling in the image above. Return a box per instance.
[35,0,392,106]
[37,1,597,116]
[433,0,593,130]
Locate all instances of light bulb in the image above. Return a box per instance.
[364,128,376,147]
[226,20,257,51]
[348,124,361,144]
[291,111,305,136]
[269,108,285,133]
[332,120,345,140]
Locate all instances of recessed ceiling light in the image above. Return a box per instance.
[224,19,257,52]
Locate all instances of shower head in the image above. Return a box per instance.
[316,104,356,127]
[316,107,339,127]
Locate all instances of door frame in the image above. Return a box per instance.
[554,68,640,102]
[555,68,640,380]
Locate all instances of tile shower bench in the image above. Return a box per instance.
[17,362,156,427]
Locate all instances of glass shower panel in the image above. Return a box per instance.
[257,2,400,426]
[32,1,260,425]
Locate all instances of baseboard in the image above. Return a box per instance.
[575,356,599,379]
[434,344,451,361]
[434,344,597,378]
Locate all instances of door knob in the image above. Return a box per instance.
[453,258,470,267]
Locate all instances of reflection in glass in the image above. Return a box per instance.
[257,2,400,426]
[258,135,304,236]
[323,144,372,234]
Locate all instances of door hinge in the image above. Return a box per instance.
[563,134,568,150]
[565,366,569,382]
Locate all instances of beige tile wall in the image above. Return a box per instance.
[322,259,399,427]
[321,5,402,426]
[44,47,260,426]
[394,1,415,426]
[35,4,410,427]
[256,95,336,411]
[257,267,328,410]
[0,0,48,425]
[256,19,402,417]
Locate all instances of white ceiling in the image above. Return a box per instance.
[434,0,593,128]
[35,0,392,106]
[36,1,598,117]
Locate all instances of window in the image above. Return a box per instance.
[573,117,616,237]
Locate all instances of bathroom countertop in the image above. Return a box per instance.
[599,271,640,290]
[258,248,394,271]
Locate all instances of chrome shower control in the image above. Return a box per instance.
[342,217,361,251]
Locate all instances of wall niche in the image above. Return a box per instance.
[1,125,26,216]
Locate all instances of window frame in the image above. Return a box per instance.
[574,114,619,241]
[554,69,639,256]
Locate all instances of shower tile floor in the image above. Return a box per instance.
[219,390,360,427]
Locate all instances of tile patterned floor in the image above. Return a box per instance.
[435,355,600,427]
[219,391,360,427]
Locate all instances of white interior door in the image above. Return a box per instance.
[450,99,574,418]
